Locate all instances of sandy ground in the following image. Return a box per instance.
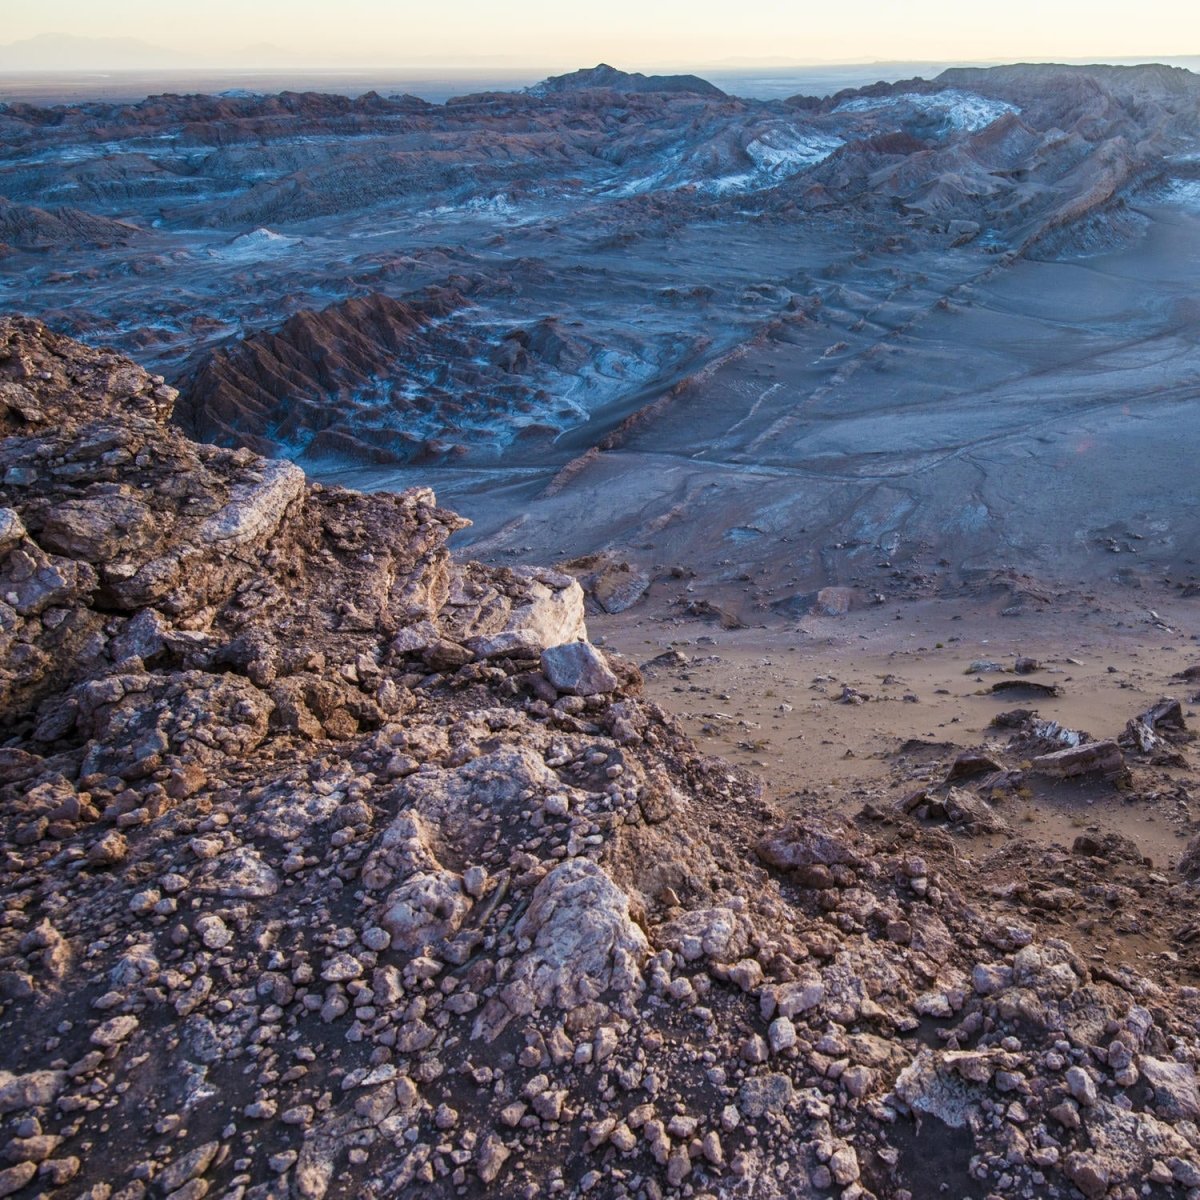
[589,586,1200,982]
[596,589,1200,867]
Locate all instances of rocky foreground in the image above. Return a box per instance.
[2,316,1200,1200]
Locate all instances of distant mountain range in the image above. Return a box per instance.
[0,32,297,71]
[1,33,1197,80]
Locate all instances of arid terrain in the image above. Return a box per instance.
[3,61,1200,600]
[3,59,1200,1200]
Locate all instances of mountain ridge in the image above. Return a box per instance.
[527,62,727,98]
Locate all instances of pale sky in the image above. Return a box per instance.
[6,0,1200,68]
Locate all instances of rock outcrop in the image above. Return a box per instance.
[2,317,1200,1199]
[178,291,605,465]
[0,198,142,250]
[528,64,727,99]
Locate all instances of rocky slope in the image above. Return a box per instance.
[3,319,1200,1200]
[177,290,609,464]
[0,199,141,252]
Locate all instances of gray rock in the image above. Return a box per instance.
[540,641,619,696]
[1140,1057,1200,1119]
[482,858,647,1036]
[1032,740,1122,777]
[1066,1065,1097,1107]
[737,1072,795,1119]
[0,1071,66,1114]
[0,507,26,555]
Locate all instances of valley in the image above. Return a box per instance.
[4,63,1200,608]
[5,58,1200,1200]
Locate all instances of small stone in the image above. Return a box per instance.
[666,1150,691,1187]
[1065,1065,1097,1107]
[90,1015,139,1048]
[86,830,128,866]
[321,952,363,983]
[543,794,570,817]
[741,1034,769,1064]
[829,1145,859,1185]
[361,927,390,952]
[476,1133,510,1184]
[768,1017,797,1054]
[841,1066,873,1098]
[728,959,763,991]
[156,1141,219,1193]
[195,914,232,950]
[0,1163,37,1198]
[1049,1101,1081,1129]
[737,1072,794,1119]
[268,1149,297,1174]
[5,1134,60,1164]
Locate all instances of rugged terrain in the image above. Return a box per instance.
[3,63,1200,606]
[5,318,1200,1200]
[6,60,1200,1200]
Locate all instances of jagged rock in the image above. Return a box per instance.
[485,859,647,1033]
[539,640,619,695]
[945,750,1003,781]
[1031,739,1122,777]
[380,869,472,953]
[1121,699,1188,762]
[1080,1100,1198,1193]
[893,1049,983,1129]
[736,1072,795,1119]
[591,563,651,614]
[0,506,26,553]
[755,824,857,878]
[659,902,755,964]
[156,1141,219,1193]
[1140,1057,1200,1119]
[1072,830,1142,862]
[900,785,1007,832]
[193,847,279,899]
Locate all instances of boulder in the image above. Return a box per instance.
[493,859,647,1022]
[1031,740,1122,777]
[540,640,619,695]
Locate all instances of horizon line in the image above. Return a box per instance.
[2,53,1199,74]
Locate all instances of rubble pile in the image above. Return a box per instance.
[2,317,1199,1199]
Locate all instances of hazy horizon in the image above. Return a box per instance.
[2,1,1198,72]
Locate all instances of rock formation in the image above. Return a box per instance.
[0,199,141,251]
[177,291,601,464]
[2,318,1200,1198]
[527,64,727,99]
